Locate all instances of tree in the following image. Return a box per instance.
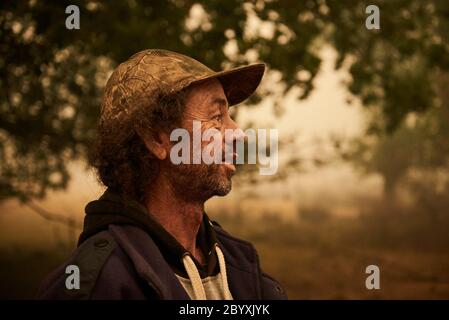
[342,72,449,199]
[1,0,449,201]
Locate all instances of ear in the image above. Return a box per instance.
[137,128,170,161]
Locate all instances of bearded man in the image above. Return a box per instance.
[39,49,287,300]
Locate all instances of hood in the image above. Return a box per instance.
[79,189,219,278]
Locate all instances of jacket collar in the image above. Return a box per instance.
[81,189,263,299]
[108,223,263,300]
[80,189,219,278]
[108,224,190,299]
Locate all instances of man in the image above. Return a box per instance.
[38,49,287,300]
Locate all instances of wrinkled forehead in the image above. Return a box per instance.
[184,78,228,112]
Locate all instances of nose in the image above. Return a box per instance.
[223,117,246,163]
[226,117,246,142]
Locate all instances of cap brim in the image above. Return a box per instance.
[192,63,265,106]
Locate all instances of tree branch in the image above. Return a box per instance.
[23,199,82,229]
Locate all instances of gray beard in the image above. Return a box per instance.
[166,162,232,202]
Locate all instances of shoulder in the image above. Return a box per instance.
[260,272,288,299]
[38,230,149,299]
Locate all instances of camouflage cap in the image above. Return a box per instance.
[101,49,265,123]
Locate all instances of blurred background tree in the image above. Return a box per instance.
[1,0,449,202]
[342,72,449,211]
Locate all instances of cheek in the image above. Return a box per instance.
[200,125,225,151]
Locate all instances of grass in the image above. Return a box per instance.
[214,211,449,299]
[254,241,449,299]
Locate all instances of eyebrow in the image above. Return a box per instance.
[211,97,228,108]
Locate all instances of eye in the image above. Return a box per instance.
[213,114,223,122]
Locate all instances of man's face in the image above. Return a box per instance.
[164,79,243,202]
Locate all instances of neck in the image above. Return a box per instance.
[144,173,205,262]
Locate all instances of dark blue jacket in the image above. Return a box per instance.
[38,190,288,300]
